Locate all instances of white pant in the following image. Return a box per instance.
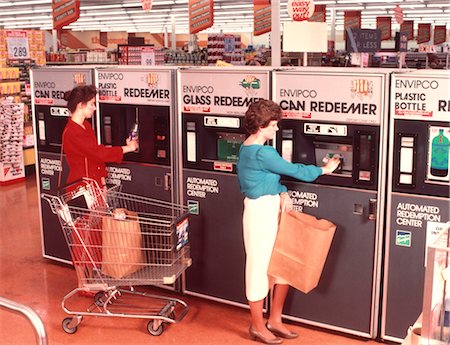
[243,194,287,302]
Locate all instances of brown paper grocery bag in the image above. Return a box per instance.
[268,210,336,294]
[102,209,144,279]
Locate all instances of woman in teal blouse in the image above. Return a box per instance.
[237,99,340,344]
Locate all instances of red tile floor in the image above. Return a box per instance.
[0,172,384,345]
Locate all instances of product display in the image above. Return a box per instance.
[207,33,244,66]
[118,45,164,65]
[0,97,25,183]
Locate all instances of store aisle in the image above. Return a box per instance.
[0,173,382,345]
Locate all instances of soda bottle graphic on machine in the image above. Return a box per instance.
[430,128,449,178]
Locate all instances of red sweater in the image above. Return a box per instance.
[62,119,123,186]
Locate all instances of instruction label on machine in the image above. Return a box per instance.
[39,157,61,177]
[391,74,449,121]
[180,70,269,115]
[186,176,219,199]
[105,166,132,186]
[274,72,384,125]
[33,69,92,106]
[97,69,172,106]
[204,116,240,128]
[288,190,319,212]
[304,123,348,136]
[396,202,442,228]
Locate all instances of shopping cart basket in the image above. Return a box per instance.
[42,178,191,336]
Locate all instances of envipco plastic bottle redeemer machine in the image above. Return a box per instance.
[31,66,96,262]
[178,67,270,305]
[272,68,390,338]
[381,70,450,342]
[96,66,178,202]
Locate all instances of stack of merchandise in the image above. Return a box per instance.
[207,33,244,66]
[0,97,25,184]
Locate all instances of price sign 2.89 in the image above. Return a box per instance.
[6,30,30,60]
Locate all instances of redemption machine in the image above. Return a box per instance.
[31,66,96,262]
[382,70,450,342]
[272,68,390,338]
[178,67,270,305]
[96,66,178,202]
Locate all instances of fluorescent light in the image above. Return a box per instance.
[403,9,445,13]
[4,0,50,5]
[362,11,390,15]
[427,3,450,8]
[337,0,399,3]
[334,6,365,10]
[80,4,124,10]
[365,5,396,9]
[0,9,51,16]
[218,4,253,10]
[0,15,50,22]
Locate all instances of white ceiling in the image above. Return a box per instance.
[0,0,448,34]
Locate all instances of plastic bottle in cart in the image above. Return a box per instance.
[430,129,449,177]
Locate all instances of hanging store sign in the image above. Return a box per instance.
[376,17,392,41]
[417,23,431,44]
[253,0,271,36]
[99,32,108,48]
[393,5,404,25]
[345,28,381,53]
[274,72,385,125]
[97,69,172,106]
[400,20,414,41]
[308,4,326,23]
[287,0,315,21]
[189,0,214,35]
[344,10,361,40]
[6,30,30,59]
[180,70,269,115]
[141,0,153,12]
[434,26,447,45]
[52,0,80,30]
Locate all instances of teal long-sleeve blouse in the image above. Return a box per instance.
[237,144,323,199]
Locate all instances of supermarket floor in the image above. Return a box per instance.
[0,172,383,345]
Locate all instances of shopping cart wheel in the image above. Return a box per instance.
[147,320,164,336]
[62,317,78,334]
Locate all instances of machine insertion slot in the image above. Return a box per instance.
[313,141,352,177]
[217,132,246,163]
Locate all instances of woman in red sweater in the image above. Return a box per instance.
[62,85,138,187]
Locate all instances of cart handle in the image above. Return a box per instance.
[41,193,64,215]
[0,296,48,345]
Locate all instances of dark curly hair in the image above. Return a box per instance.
[244,99,282,135]
[64,85,97,113]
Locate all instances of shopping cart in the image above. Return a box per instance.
[42,178,191,336]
